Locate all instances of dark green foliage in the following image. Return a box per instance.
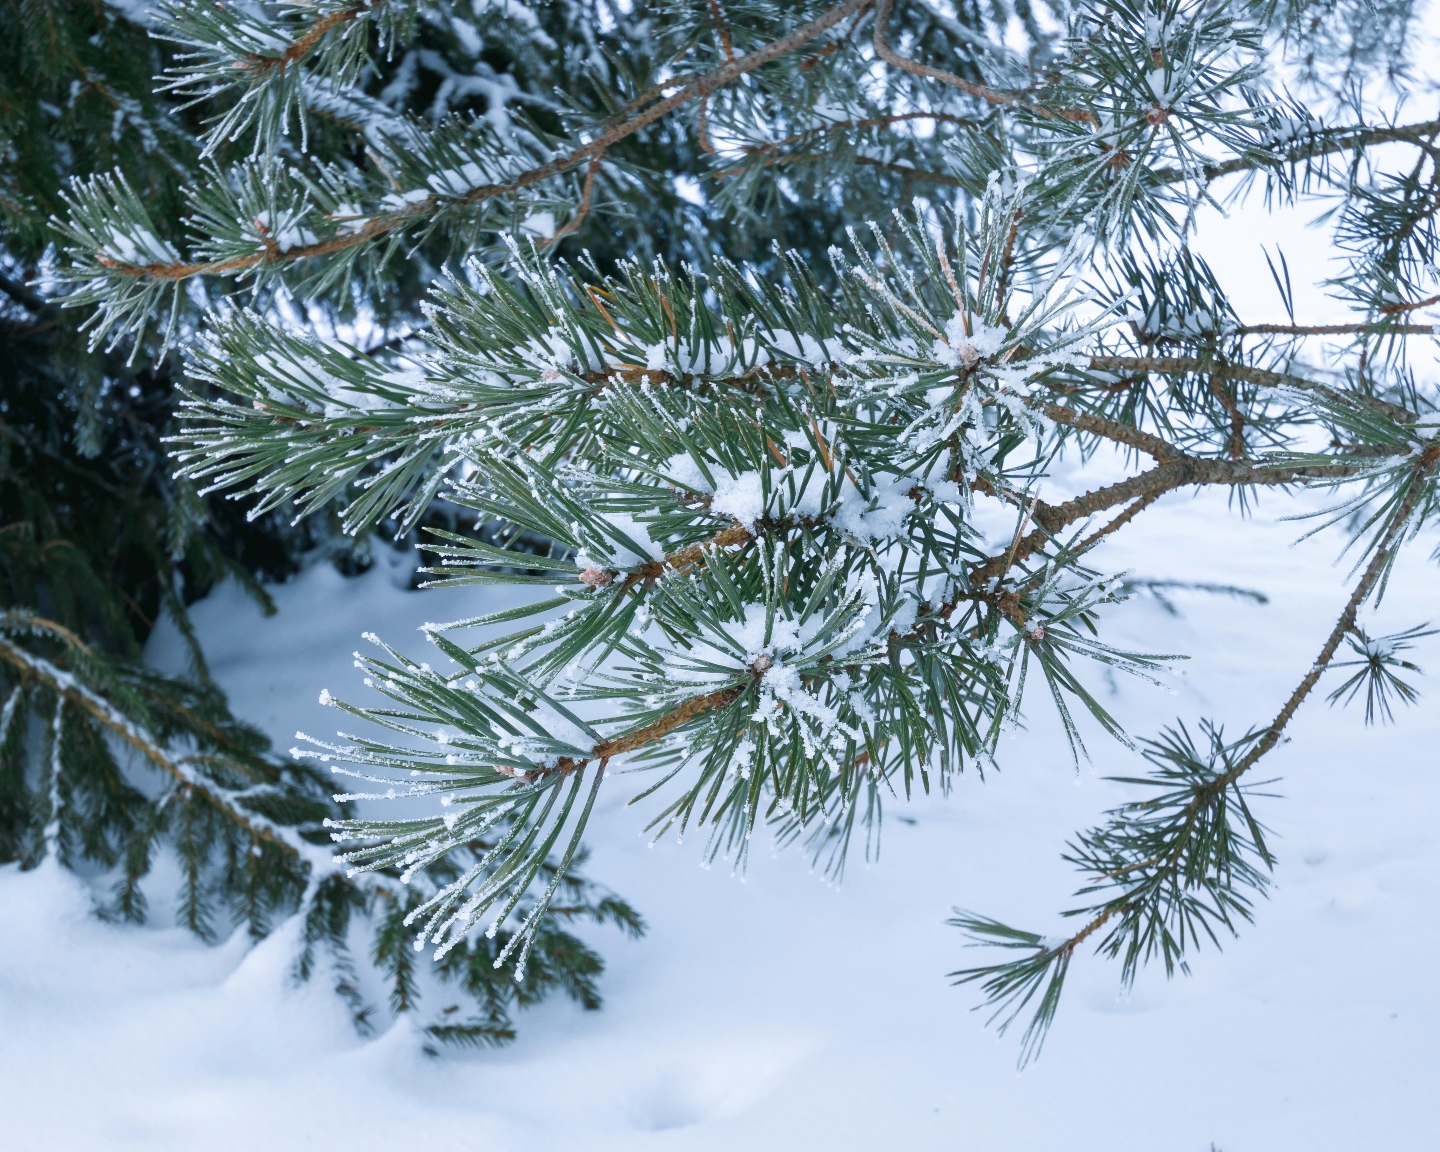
[0,611,323,931]
[1,0,645,1048]
[0,0,195,260]
[372,844,645,1052]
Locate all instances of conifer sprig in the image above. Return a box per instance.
[156,0,407,157]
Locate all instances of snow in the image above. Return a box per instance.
[709,469,766,529]
[663,451,713,494]
[830,471,916,542]
[101,223,179,266]
[933,315,1005,368]
[0,464,1435,1149]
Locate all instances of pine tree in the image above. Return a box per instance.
[3,0,643,1050]
[53,0,1440,1060]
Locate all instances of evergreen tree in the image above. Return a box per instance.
[2,0,643,1050]
[53,0,1439,1060]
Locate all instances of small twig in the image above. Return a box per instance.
[1378,292,1440,315]
[239,3,369,76]
[1073,488,1165,553]
[1235,321,1435,336]
[1207,371,1247,460]
[697,96,716,154]
[537,686,745,780]
[544,157,604,247]
[705,0,736,62]
[1039,398,1182,461]
[872,0,1091,122]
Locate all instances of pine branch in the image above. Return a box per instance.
[1152,116,1440,185]
[873,0,1091,122]
[548,686,747,777]
[1215,445,1439,775]
[50,0,1440,1060]
[712,112,979,178]
[1085,355,1418,424]
[1038,397,1184,460]
[1234,321,1435,336]
[81,0,875,289]
[244,5,371,74]
[958,451,1386,598]
[953,438,1440,1061]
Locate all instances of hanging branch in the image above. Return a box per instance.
[953,441,1440,1062]
[0,619,313,860]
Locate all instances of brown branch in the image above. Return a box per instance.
[1208,371,1246,459]
[598,686,743,758]
[1235,322,1435,336]
[631,522,753,582]
[112,0,876,284]
[1086,355,1418,424]
[1038,398,1182,461]
[1072,488,1165,554]
[544,685,745,778]
[1221,444,1440,783]
[1153,118,1440,186]
[580,521,755,590]
[706,0,736,62]
[240,3,369,76]
[698,95,716,153]
[543,156,603,247]
[967,452,1387,589]
[1379,292,1440,315]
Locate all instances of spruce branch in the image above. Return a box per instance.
[0,612,318,862]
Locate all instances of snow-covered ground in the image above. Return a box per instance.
[4,202,1440,1148]
[4,464,1437,1150]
